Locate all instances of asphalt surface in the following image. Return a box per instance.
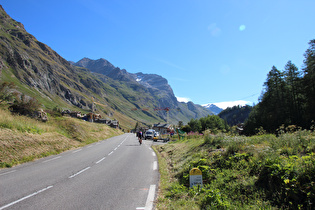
[0,133,160,210]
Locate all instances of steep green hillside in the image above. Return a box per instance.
[0,5,211,128]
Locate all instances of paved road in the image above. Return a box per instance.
[0,133,159,210]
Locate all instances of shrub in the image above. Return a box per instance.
[0,82,16,104]
[9,94,41,116]
[200,187,230,209]
[256,153,315,209]
[204,133,224,148]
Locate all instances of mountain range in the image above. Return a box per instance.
[202,104,223,115]
[0,5,213,129]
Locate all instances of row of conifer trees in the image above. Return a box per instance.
[244,39,315,134]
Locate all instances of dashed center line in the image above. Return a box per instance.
[69,167,91,178]
[96,157,106,164]
[0,185,53,210]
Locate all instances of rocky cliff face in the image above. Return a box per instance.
[73,57,213,122]
[0,5,92,109]
[74,58,179,109]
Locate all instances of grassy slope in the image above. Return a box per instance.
[153,132,315,209]
[0,108,123,168]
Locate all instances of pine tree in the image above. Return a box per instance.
[283,60,303,125]
[259,66,286,132]
[303,39,315,127]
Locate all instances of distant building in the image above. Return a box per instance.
[153,123,173,134]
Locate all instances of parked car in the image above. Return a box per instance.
[145,129,155,140]
[153,132,160,141]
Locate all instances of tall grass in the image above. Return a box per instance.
[154,131,315,209]
[0,108,53,134]
[0,108,123,168]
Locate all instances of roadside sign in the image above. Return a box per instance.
[189,168,203,188]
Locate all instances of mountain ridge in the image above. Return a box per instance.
[202,103,223,115]
[0,5,212,128]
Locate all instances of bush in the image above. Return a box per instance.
[204,133,224,148]
[0,82,16,104]
[9,94,41,116]
[256,153,315,209]
[200,187,230,209]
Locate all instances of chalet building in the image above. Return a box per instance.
[152,123,173,134]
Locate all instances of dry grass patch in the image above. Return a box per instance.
[0,108,123,168]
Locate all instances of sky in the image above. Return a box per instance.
[1,0,315,109]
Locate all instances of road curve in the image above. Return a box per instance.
[0,133,159,210]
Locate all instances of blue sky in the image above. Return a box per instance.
[1,0,315,109]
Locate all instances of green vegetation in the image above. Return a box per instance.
[219,105,253,126]
[182,115,229,134]
[154,131,315,209]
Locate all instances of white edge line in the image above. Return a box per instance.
[153,161,158,171]
[42,156,61,163]
[0,170,17,176]
[152,152,156,157]
[145,185,156,210]
[0,185,53,210]
[69,167,91,178]
[72,149,82,153]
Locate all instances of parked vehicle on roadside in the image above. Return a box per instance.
[153,132,160,142]
[144,129,155,140]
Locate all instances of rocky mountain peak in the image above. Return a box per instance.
[0,5,213,125]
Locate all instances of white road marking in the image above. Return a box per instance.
[0,170,16,176]
[69,167,91,178]
[108,151,114,156]
[153,161,158,171]
[42,156,61,163]
[72,149,82,153]
[145,185,156,210]
[96,157,106,164]
[0,185,53,210]
[152,152,156,157]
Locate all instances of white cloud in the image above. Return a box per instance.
[213,100,251,109]
[177,96,190,103]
